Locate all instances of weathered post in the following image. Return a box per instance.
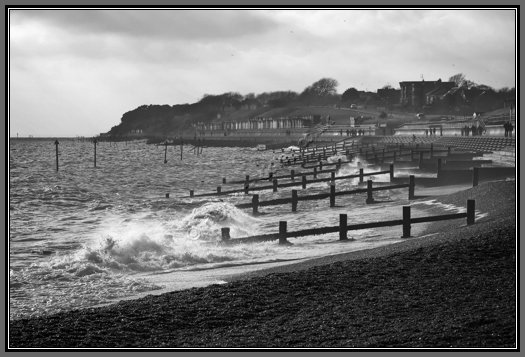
[313,167,317,179]
[302,174,307,189]
[273,179,278,192]
[93,139,98,167]
[222,177,226,184]
[359,168,364,183]
[330,184,336,207]
[339,214,348,241]
[291,190,298,212]
[472,167,479,187]
[164,141,168,164]
[190,190,194,197]
[291,169,295,180]
[319,161,323,171]
[408,175,415,200]
[467,199,475,225]
[54,140,59,171]
[244,183,249,194]
[180,137,183,160]
[221,227,231,242]
[252,194,259,215]
[389,164,394,182]
[217,186,222,194]
[165,193,169,198]
[402,206,411,238]
[245,175,250,183]
[331,171,336,183]
[366,180,374,204]
[279,221,288,245]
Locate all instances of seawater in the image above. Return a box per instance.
[9,138,427,320]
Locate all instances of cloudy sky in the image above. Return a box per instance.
[9,8,516,137]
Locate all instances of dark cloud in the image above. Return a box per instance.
[12,9,280,40]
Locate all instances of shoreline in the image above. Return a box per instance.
[9,180,516,348]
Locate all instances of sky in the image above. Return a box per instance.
[9,8,516,137]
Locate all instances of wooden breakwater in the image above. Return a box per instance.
[221,200,476,244]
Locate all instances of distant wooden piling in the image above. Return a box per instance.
[302,175,307,189]
[313,167,317,179]
[330,184,336,207]
[164,141,168,164]
[190,190,194,197]
[93,139,98,167]
[291,190,298,212]
[467,199,475,225]
[339,214,348,240]
[221,227,230,241]
[409,175,415,200]
[359,168,364,183]
[273,179,278,192]
[402,206,411,238]
[180,138,183,160]
[54,140,59,171]
[217,186,222,194]
[252,194,259,214]
[279,221,288,245]
[366,180,374,204]
[389,164,394,181]
[291,169,295,180]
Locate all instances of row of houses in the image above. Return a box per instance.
[193,116,316,132]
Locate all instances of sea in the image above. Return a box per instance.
[9,138,450,320]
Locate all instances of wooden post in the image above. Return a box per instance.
[302,174,307,189]
[54,140,59,171]
[291,169,295,180]
[245,175,250,183]
[389,164,394,182]
[164,141,168,164]
[273,179,278,192]
[473,167,479,187]
[165,193,169,198]
[221,227,230,241]
[291,190,298,212]
[222,177,226,184]
[244,183,249,194]
[339,214,348,241]
[366,180,374,204]
[402,206,411,238]
[217,186,222,194]
[319,161,323,171]
[331,171,335,183]
[180,137,183,160]
[313,167,317,179]
[190,190,194,197]
[279,221,288,245]
[93,139,97,167]
[252,194,259,215]
[330,184,336,207]
[409,175,415,200]
[467,199,475,225]
[359,168,364,183]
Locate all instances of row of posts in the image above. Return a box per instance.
[54,139,98,171]
[221,199,475,244]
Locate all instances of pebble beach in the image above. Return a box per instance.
[9,180,516,349]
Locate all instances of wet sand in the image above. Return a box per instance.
[9,180,516,348]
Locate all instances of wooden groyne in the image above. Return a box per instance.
[221,200,476,244]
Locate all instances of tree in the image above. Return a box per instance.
[301,78,339,97]
[341,87,360,103]
[448,73,477,88]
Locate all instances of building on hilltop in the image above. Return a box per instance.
[399,79,456,110]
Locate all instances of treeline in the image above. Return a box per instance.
[106,74,514,137]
